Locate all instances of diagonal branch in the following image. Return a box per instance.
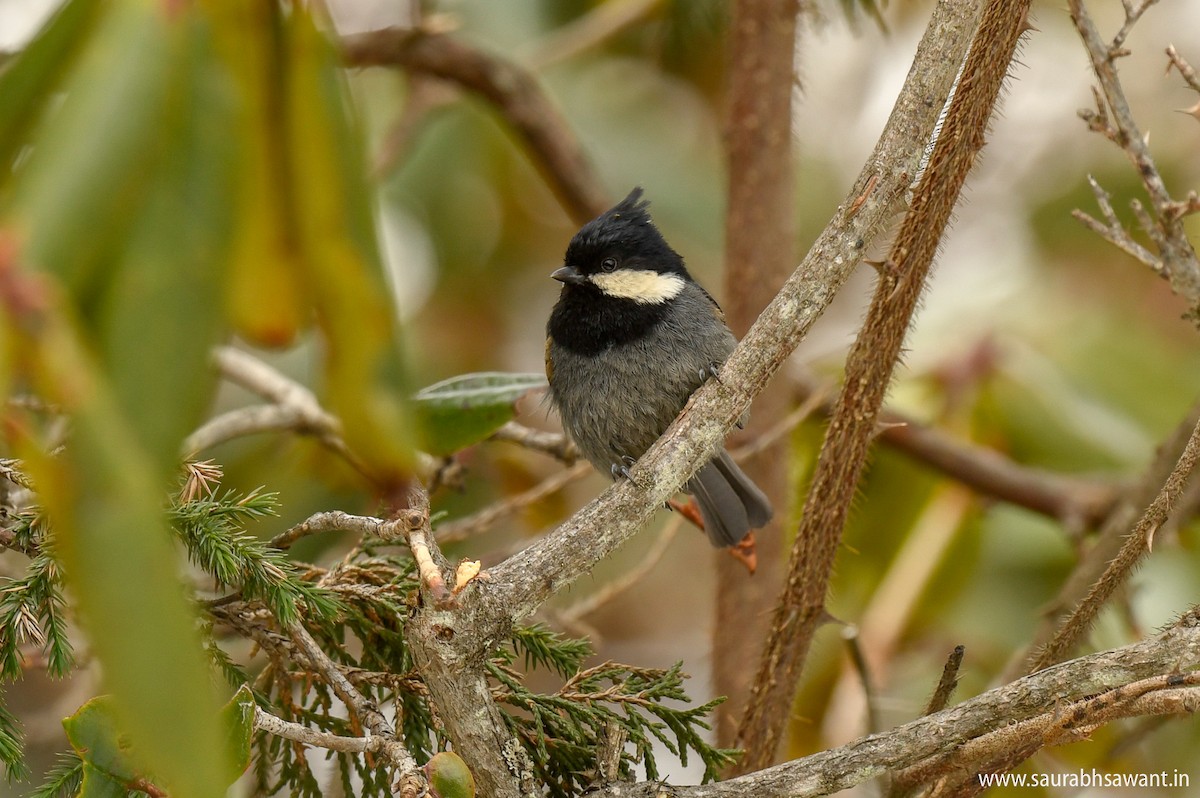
[735,0,1031,769]
[588,608,1200,798]
[481,0,988,630]
[1026,410,1200,672]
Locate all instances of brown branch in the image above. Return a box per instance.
[873,399,1117,528]
[736,0,1030,769]
[286,621,425,796]
[1069,0,1200,314]
[925,645,966,716]
[1166,44,1200,92]
[340,28,609,225]
[588,608,1200,798]
[435,462,591,543]
[713,0,800,749]
[1027,411,1200,672]
[490,420,580,463]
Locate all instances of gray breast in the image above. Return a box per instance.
[550,287,736,471]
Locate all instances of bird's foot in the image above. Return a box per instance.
[700,362,723,383]
[610,455,637,482]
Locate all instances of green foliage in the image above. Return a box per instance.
[490,629,739,796]
[0,517,73,682]
[0,697,25,782]
[413,372,549,456]
[28,753,83,798]
[171,488,341,625]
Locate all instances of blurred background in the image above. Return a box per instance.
[4,0,1200,794]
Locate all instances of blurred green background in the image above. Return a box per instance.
[3,0,1200,795]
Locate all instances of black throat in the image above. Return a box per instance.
[547,286,669,356]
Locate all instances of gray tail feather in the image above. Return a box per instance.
[685,450,773,547]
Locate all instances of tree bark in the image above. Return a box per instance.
[714,0,799,748]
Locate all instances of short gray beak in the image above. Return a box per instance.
[552,265,588,286]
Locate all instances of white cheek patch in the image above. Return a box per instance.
[590,269,686,304]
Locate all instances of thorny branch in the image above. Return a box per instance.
[1028,410,1200,672]
[736,0,1031,768]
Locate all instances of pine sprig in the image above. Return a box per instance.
[489,657,740,795]
[0,532,75,682]
[27,752,82,798]
[171,489,341,624]
[506,623,592,678]
[0,697,26,782]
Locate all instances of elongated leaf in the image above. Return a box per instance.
[283,8,416,486]
[97,11,237,471]
[11,2,173,300]
[0,0,101,182]
[209,2,308,347]
[414,372,548,455]
[3,4,238,797]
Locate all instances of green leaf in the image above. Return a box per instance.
[76,765,126,798]
[0,0,101,182]
[62,697,141,785]
[282,7,416,485]
[220,686,256,783]
[426,752,476,798]
[413,372,548,456]
[11,2,176,299]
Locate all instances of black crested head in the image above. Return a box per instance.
[563,187,689,278]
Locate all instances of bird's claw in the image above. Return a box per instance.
[700,362,723,383]
[611,455,637,482]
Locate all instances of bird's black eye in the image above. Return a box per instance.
[600,257,618,272]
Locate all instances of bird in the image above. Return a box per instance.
[545,187,772,546]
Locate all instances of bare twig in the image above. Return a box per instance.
[1069,0,1200,313]
[1028,412,1200,672]
[490,421,580,463]
[268,510,392,550]
[1166,44,1200,92]
[1006,402,1200,681]
[557,514,681,625]
[286,622,424,796]
[435,463,592,543]
[1071,176,1160,271]
[255,704,400,755]
[341,28,609,224]
[924,645,966,717]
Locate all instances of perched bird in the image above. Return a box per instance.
[545,187,772,546]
